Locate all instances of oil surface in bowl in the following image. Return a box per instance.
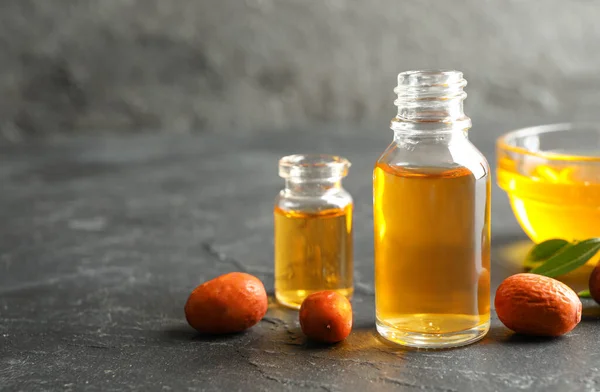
[497,154,600,243]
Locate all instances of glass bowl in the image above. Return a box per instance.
[496,123,600,243]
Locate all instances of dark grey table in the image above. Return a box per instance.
[2,123,599,391]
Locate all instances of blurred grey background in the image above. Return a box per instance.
[1,0,600,142]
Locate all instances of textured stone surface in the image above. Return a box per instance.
[1,0,600,141]
[1,124,600,391]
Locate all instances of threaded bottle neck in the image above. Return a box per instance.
[392,70,471,134]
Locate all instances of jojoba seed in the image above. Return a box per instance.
[299,291,352,343]
[495,273,581,337]
[185,272,268,334]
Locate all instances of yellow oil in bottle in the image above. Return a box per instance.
[274,205,353,309]
[497,156,600,243]
[373,163,490,345]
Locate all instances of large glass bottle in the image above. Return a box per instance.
[373,70,491,348]
[275,154,353,309]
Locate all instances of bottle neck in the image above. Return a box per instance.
[392,126,469,144]
[391,70,472,136]
[284,179,342,196]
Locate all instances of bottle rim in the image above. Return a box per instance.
[278,154,351,180]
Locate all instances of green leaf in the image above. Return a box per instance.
[526,239,571,263]
[530,238,600,278]
[578,289,592,298]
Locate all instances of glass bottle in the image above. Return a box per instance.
[373,70,491,348]
[274,154,353,309]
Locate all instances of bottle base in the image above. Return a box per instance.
[276,288,353,310]
[376,318,490,349]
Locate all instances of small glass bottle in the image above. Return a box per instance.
[274,154,353,309]
[373,70,491,348]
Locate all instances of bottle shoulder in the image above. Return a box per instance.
[375,136,489,180]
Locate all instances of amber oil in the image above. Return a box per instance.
[374,163,490,346]
[274,205,353,309]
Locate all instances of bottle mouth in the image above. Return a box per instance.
[396,69,464,81]
[278,154,351,181]
[394,70,467,102]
